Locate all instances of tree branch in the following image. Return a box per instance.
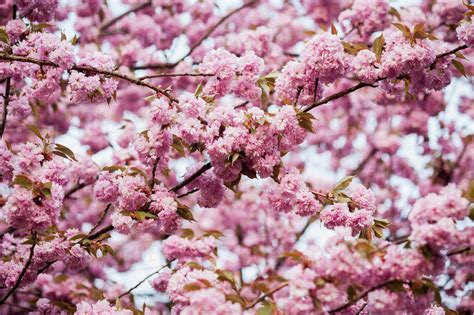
[244,282,288,310]
[115,260,172,300]
[0,54,177,102]
[170,162,212,193]
[99,1,152,32]
[328,281,410,313]
[88,204,112,236]
[0,232,37,305]
[132,1,259,70]
[139,72,215,80]
[0,77,11,139]
[302,44,469,113]
[150,157,160,192]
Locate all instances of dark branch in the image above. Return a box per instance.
[88,204,112,236]
[0,54,177,102]
[0,232,37,305]
[132,1,259,70]
[100,1,152,32]
[0,77,11,139]
[170,162,212,193]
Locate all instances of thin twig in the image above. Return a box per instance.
[139,72,215,80]
[65,177,98,198]
[116,261,172,300]
[244,282,288,310]
[100,1,152,32]
[0,232,37,305]
[447,246,470,257]
[303,81,378,113]
[150,157,160,192]
[88,204,112,236]
[177,188,199,198]
[87,224,114,240]
[170,162,212,193]
[132,1,259,70]
[328,281,409,313]
[0,77,11,138]
[435,45,468,60]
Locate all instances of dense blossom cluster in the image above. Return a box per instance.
[0,0,472,314]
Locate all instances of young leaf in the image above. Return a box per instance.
[176,203,196,221]
[27,124,44,140]
[12,175,34,189]
[451,59,467,77]
[0,28,9,44]
[372,34,385,62]
[332,175,354,193]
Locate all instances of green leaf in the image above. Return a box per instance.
[134,211,158,221]
[53,274,68,283]
[0,28,9,44]
[256,305,273,315]
[103,165,126,172]
[372,225,384,238]
[332,175,354,193]
[451,59,467,77]
[186,262,204,270]
[54,143,77,161]
[172,135,186,157]
[181,228,195,239]
[27,124,44,140]
[392,23,412,41]
[12,175,34,189]
[203,230,224,239]
[372,34,385,62]
[216,269,237,290]
[225,294,247,306]
[183,283,202,292]
[374,218,390,228]
[342,41,368,55]
[388,7,401,20]
[194,82,203,97]
[297,111,315,133]
[176,202,196,222]
[70,233,87,241]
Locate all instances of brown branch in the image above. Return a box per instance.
[244,282,288,310]
[150,157,160,192]
[87,224,114,240]
[435,45,468,60]
[0,54,177,102]
[302,44,469,113]
[328,281,410,313]
[303,81,378,113]
[139,72,215,80]
[99,1,152,32]
[132,1,259,70]
[0,77,11,139]
[170,162,212,193]
[447,246,470,257]
[115,261,172,300]
[0,232,37,305]
[88,204,112,236]
[177,188,199,198]
[65,176,98,198]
